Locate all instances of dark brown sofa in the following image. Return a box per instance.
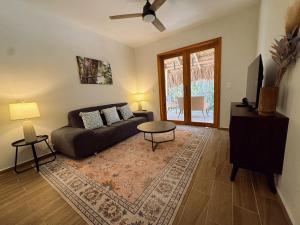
[51,103,153,158]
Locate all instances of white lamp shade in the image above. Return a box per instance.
[135,93,145,102]
[9,102,40,120]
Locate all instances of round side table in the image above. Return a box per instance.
[11,135,56,173]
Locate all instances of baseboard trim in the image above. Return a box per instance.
[277,188,296,225]
[218,127,229,131]
[0,152,55,175]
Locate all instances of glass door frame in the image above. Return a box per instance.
[157,37,221,128]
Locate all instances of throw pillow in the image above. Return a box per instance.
[102,106,121,125]
[118,104,134,120]
[79,110,104,129]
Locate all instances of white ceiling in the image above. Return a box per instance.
[21,0,259,47]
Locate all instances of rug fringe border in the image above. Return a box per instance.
[40,172,95,225]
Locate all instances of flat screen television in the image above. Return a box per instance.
[244,55,264,109]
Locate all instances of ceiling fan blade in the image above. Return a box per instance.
[109,13,142,20]
[150,0,167,11]
[152,18,166,32]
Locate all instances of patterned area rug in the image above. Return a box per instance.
[40,126,211,225]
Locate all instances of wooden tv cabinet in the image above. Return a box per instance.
[229,102,289,193]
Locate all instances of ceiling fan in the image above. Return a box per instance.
[109,0,167,32]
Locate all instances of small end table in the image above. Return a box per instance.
[11,135,56,173]
[133,111,154,122]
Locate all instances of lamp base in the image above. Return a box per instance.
[138,102,143,111]
[23,120,37,143]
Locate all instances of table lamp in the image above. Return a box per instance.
[135,93,145,111]
[9,102,40,143]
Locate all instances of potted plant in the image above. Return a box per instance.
[258,1,300,116]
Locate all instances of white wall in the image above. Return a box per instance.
[0,1,137,170]
[257,1,300,224]
[134,5,260,128]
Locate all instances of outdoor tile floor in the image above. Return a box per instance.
[167,110,214,123]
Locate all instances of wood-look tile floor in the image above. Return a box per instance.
[0,129,291,225]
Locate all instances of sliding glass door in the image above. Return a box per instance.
[190,48,215,124]
[164,55,184,121]
[158,38,221,128]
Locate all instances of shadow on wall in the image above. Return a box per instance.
[263,57,278,87]
[278,68,292,112]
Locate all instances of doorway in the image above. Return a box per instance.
[157,38,221,128]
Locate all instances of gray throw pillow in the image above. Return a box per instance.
[118,104,134,120]
[79,110,104,129]
[102,106,121,125]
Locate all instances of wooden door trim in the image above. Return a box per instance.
[157,55,166,120]
[157,37,222,128]
[214,38,221,128]
[183,51,191,123]
[157,38,221,57]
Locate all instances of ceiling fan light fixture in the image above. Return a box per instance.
[143,13,155,23]
[109,0,167,32]
[142,0,156,23]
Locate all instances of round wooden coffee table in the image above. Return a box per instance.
[137,121,176,151]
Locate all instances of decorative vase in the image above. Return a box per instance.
[258,87,279,116]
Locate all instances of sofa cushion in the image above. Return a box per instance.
[93,126,116,139]
[110,117,147,134]
[118,104,134,120]
[102,106,121,125]
[79,110,104,129]
[51,126,96,158]
[68,103,127,128]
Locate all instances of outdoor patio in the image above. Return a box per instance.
[167,110,214,123]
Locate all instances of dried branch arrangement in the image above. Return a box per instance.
[270,0,300,87]
[271,27,300,87]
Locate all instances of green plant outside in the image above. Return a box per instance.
[167,80,214,110]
